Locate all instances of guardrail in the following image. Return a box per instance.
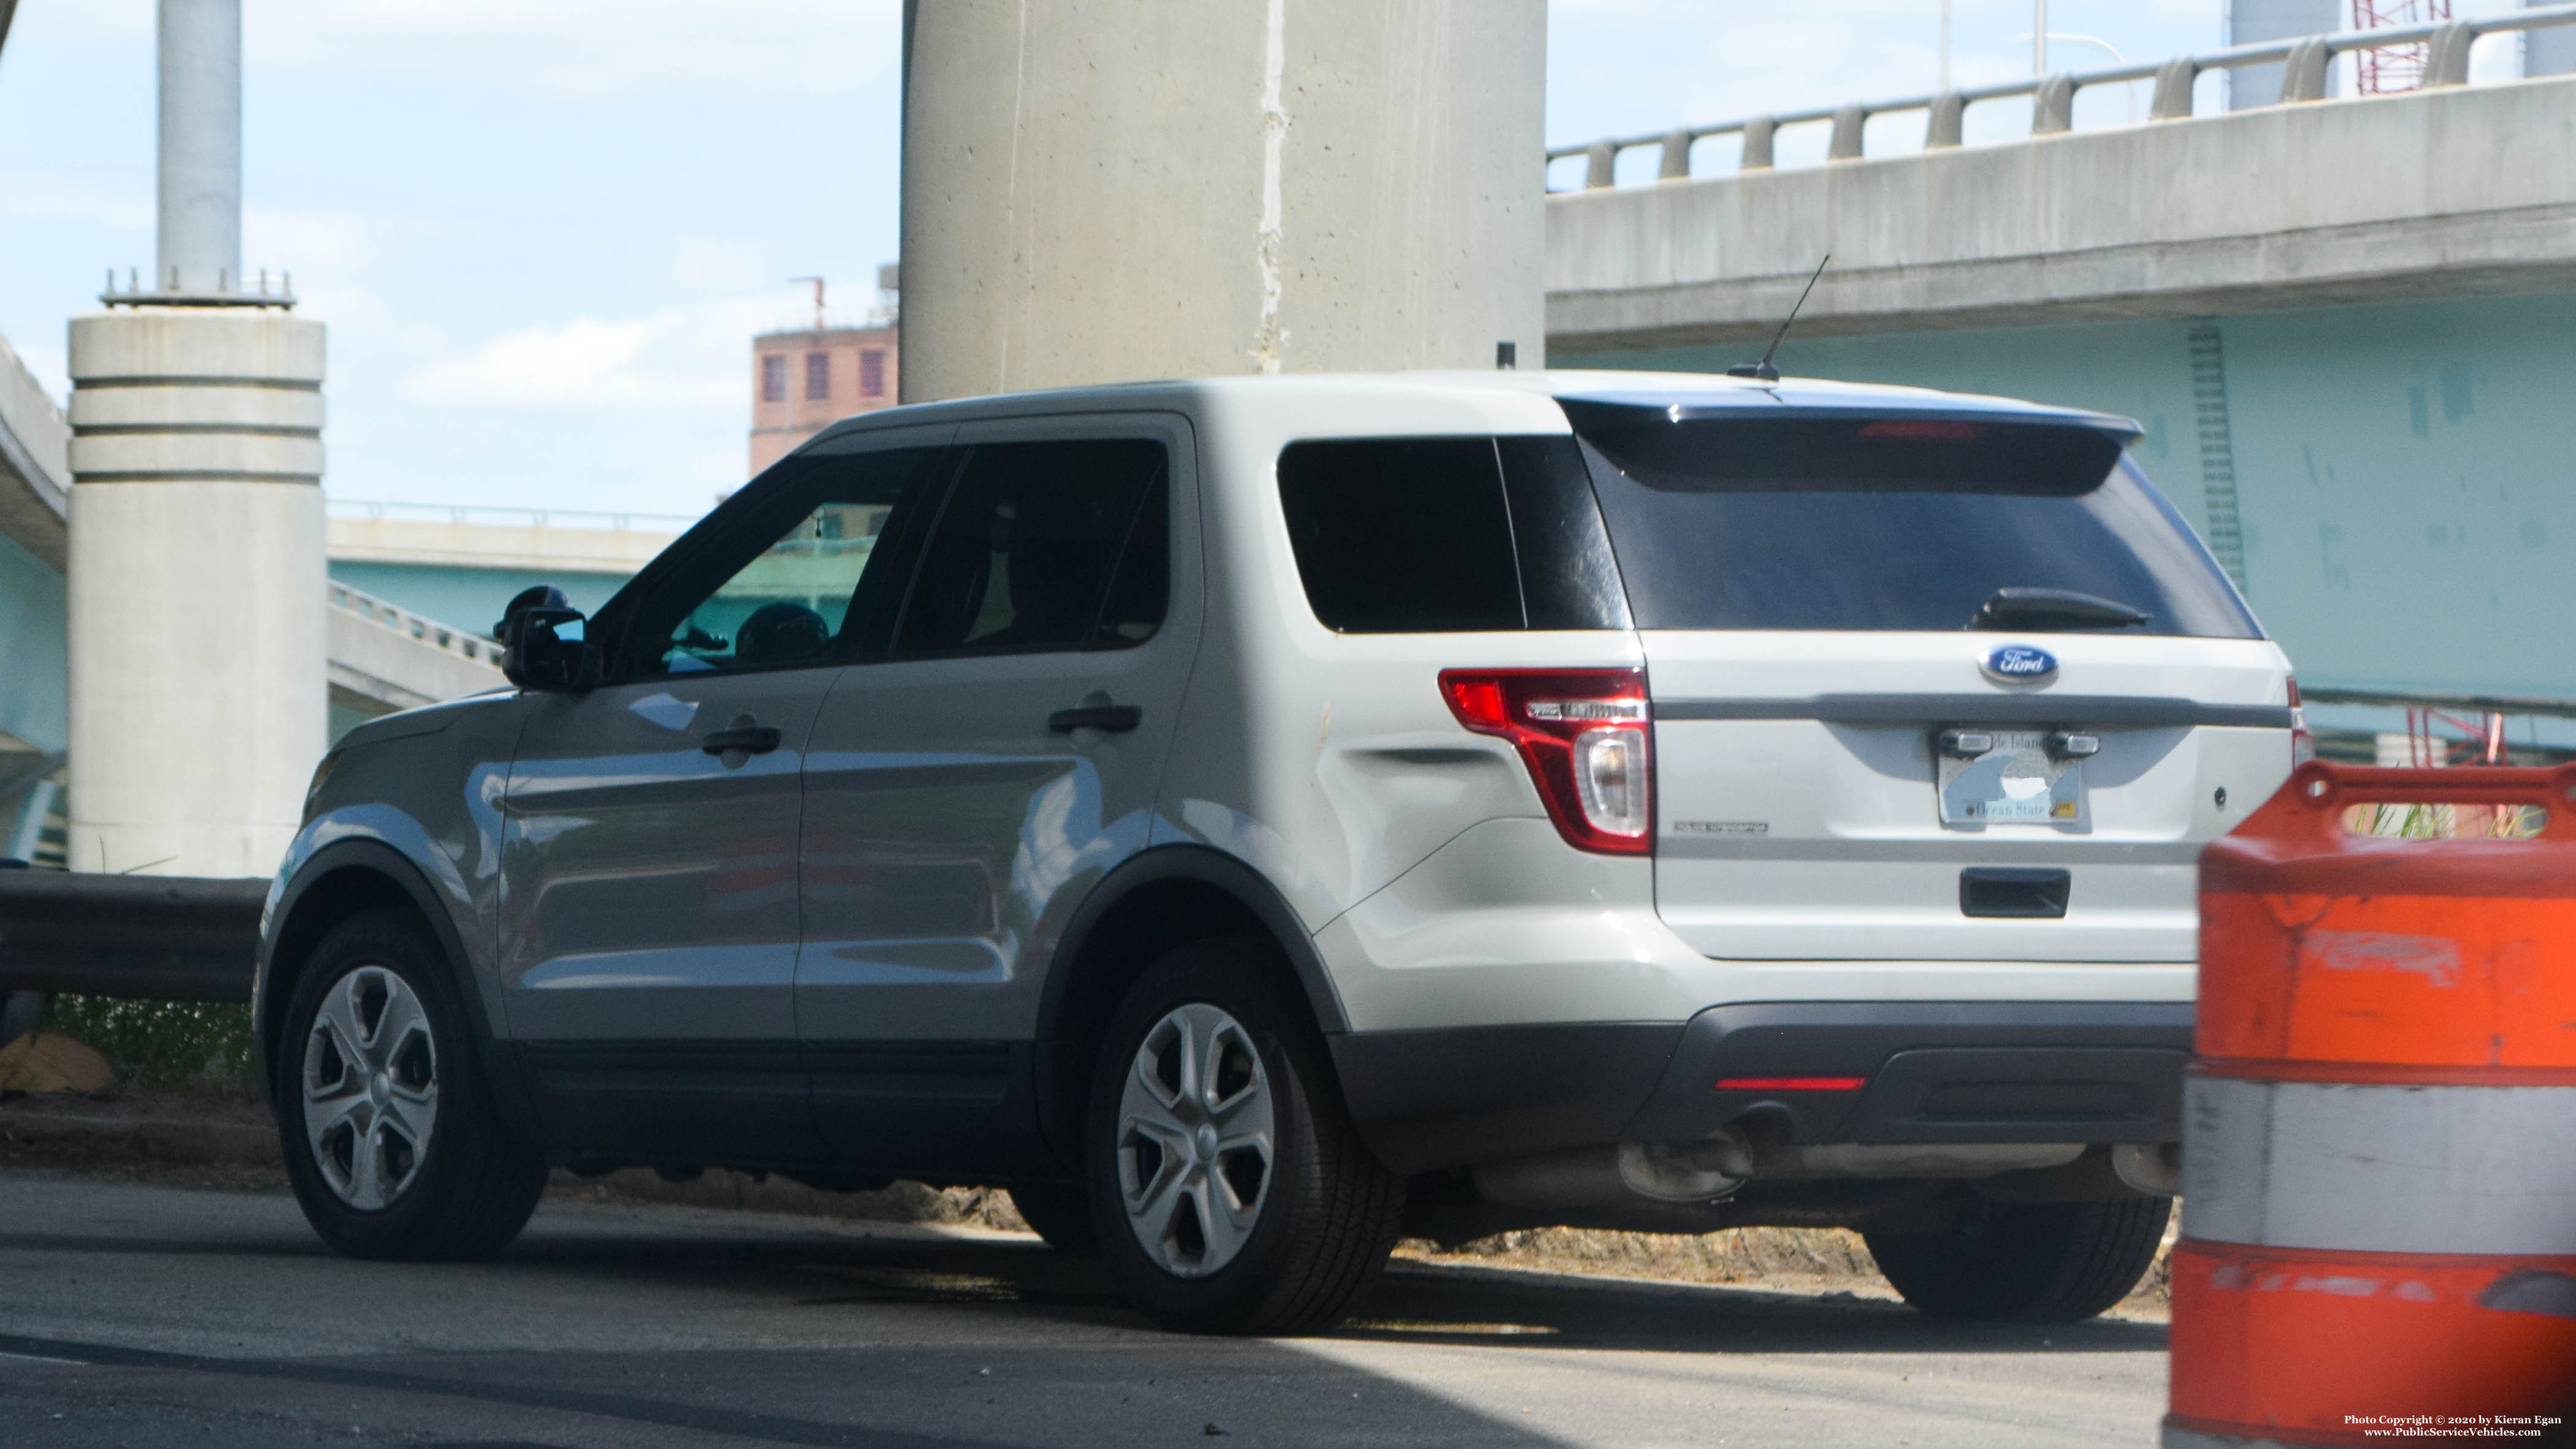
[0,871,262,1004]
[1549,2,2576,188]
[329,580,501,665]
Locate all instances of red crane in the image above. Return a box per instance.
[2350,0,2455,93]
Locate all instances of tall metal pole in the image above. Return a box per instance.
[2035,0,2049,74]
[156,0,242,295]
[1940,0,1952,92]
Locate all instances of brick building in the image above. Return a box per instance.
[749,270,900,475]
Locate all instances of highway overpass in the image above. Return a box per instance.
[1545,10,2576,738]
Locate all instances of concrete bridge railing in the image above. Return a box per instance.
[326,580,505,716]
[1549,1,2576,189]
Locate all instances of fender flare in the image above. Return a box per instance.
[256,839,544,1144]
[1036,843,1349,1041]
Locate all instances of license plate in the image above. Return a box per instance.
[1938,729,2086,827]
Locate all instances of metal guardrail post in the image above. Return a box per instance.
[2279,36,2331,102]
[2150,57,2199,120]
[2033,74,2076,134]
[2425,21,2474,87]
[1925,93,1965,148]
[1658,129,1692,180]
[1584,140,1616,189]
[1827,105,1867,160]
[1740,116,1775,170]
[0,873,265,1004]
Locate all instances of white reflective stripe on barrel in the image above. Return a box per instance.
[2183,1077,2576,1255]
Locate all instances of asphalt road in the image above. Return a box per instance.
[0,1170,2168,1448]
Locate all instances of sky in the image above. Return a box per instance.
[0,0,2532,521]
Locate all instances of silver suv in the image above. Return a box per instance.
[257,371,2296,1332]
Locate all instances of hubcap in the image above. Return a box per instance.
[1115,1003,1275,1279]
[300,965,438,1210]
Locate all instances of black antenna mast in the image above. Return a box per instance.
[1727,253,1830,381]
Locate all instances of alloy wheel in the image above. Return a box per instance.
[1115,1003,1275,1278]
[301,965,438,1210]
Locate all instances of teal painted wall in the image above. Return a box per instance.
[1577,291,2576,713]
[326,561,635,640]
[0,528,66,752]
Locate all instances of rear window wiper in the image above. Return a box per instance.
[1970,587,2150,632]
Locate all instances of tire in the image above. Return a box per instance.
[275,912,549,1261]
[1864,1192,2173,1323]
[1085,939,1404,1336]
[1007,1183,1099,1253]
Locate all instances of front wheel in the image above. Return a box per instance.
[1087,941,1404,1335]
[1864,1193,2171,1322]
[277,913,548,1261]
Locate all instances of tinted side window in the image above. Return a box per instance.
[621,446,949,678]
[895,439,1168,656]
[1277,439,1524,633]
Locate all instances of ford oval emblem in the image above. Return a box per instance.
[1981,644,2058,685]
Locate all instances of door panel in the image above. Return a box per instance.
[798,415,1201,1174]
[499,429,955,1166]
[501,671,827,1161]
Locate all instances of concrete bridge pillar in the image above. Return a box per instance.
[61,0,326,879]
[898,0,1545,402]
[65,312,326,877]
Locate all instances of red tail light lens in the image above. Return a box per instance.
[2287,676,2316,767]
[1439,668,1651,854]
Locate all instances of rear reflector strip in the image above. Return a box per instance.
[1715,1076,1867,1092]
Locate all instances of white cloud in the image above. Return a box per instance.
[400,296,774,410]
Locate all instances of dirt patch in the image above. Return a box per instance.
[1396,1220,2176,1322]
[548,1168,1034,1233]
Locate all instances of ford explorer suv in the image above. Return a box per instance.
[256,371,2296,1333]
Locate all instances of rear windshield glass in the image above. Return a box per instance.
[1567,409,2259,638]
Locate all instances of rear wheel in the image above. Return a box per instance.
[1087,940,1404,1335]
[1865,1193,2171,1322]
[276,913,549,1261]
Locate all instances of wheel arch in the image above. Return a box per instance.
[1031,844,1348,1166]
[257,841,540,1142]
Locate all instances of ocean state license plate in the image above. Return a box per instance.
[1938,729,2087,827]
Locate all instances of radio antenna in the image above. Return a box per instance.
[1728,253,1830,381]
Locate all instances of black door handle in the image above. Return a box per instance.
[1048,705,1142,734]
[701,717,784,755]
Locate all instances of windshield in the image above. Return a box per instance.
[1567,409,2260,638]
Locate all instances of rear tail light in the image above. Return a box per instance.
[1439,668,1651,854]
[2287,676,2316,767]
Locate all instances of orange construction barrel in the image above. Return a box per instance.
[2169,762,2576,1447]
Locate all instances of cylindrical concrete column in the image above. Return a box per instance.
[900,0,1545,402]
[158,0,242,296]
[65,310,324,878]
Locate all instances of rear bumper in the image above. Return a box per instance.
[1331,1000,2193,1176]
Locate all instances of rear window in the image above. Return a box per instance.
[1277,437,1630,634]
[1566,408,2259,638]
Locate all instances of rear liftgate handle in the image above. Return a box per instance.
[1049,690,1142,735]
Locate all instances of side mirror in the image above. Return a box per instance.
[495,586,598,691]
